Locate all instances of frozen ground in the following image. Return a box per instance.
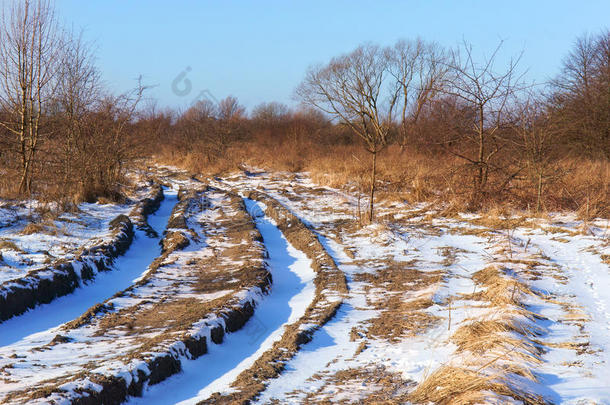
[213,169,610,404]
[0,165,608,404]
[0,201,132,284]
[0,176,157,285]
[0,188,178,399]
[0,189,177,346]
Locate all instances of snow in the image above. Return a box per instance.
[126,198,316,404]
[0,189,178,347]
[511,224,610,404]
[0,199,136,285]
[254,223,473,402]
[0,188,180,402]
[1,166,609,404]
[215,170,610,404]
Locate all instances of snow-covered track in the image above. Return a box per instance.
[207,170,609,404]
[0,187,271,405]
[199,191,348,404]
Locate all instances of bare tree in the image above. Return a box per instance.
[550,30,610,158]
[218,95,245,121]
[216,95,245,152]
[386,38,449,151]
[54,29,101,190]
[179,98,219,161]
[75,78,147,201]
[512,98,558,212]
[442,40,526,204]
[183,98,217,122]
[296,44,399,221]
[0,0,61,194]
[251,101,290,124]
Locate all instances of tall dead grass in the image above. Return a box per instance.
[409,263,549,404]
[158,139,609,218]
[408,365,547,405]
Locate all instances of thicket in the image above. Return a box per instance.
[0,0,145,204]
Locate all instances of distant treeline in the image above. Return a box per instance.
[148,32,608,218]
[0,1,607,217]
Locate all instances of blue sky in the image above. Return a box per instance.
[56,0,610,111]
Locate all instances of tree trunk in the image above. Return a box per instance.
[474,106,485,203]
[399,130,407,154]
[369,150,377,222]
[536,172,543,213]
[18,160,31,195]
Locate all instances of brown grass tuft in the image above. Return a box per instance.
[0,239,23,252]
[451,319,543,362]
[470,266,537,307]
[408,365,547,405]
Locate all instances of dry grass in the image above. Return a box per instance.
[366,296,439,342]
[468,213,529,231]
[544,340,594,356]
[438,246,465,267]
[408,365,547,405]
[159,140,609,218]
[543,226,580,236]
[293,366,413,404]
[353,262,443,342]
[96,298,209,336]
[20,222,50,235]
[451,319,543,362]
[409,257,549,404]
[469,266,538,307]
[449,226,495,238]
[0,239,23,252]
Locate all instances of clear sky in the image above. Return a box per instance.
[54,0,610,111]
